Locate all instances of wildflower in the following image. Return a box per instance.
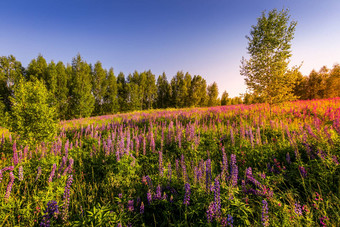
[48,164,57,183]
[206,159,212,191]
[159,151,163,176]
[36,166,42,181]
[18,166,23,181]
[155,185,162,200]
[299,166,307,178]
[261,200,269,227]
[140,202,144,214]
[40,200,59,227]
[230,154,238,187]
[62,175,73,222]
[147,190,152,205]
[319,216,329,227]
[214,179,221,212]
[58,156,67,176]
[294,202,302,216]
[5,172,15,201]
[13,141,18,166]
[128,200,134,212]
[183,183,190,206]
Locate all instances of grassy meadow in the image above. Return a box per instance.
[1,98,340,226]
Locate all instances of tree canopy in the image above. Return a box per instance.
[240,9,299,105]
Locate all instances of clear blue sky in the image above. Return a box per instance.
[1,0,339,97]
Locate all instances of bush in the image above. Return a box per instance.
[7,79,58,145]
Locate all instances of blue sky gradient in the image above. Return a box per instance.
[1,0,339,97]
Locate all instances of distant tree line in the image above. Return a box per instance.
[240,64,340,105]
[0,54,224,121]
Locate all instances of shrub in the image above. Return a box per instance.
[7,79,58,145]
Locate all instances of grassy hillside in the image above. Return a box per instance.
[1,98,340,226]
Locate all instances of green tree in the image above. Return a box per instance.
[0,55,24,112]
[221,90,229,105]
[127,73,142,111]
[144,70,157,109]
[327,64,340,98]
[189,75,207,107]
[170,71,188,108]
[68,54,95,118]
[117,72,128,112]
[26,54,48,81]
[207,82,219,107]
[55,62,69,119]
[156,73,171,109]
[92,61,108,115]
[240,9,298,107]
[104,68,119,114]
[7,79,58,145]
[306,70,322,100]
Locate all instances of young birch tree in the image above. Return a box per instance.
[240,9,299,110]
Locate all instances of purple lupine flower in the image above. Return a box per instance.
[214,179,221,212]
[2,166,15,172]
[227,214,234,227]
[294,202,302,216]
[0,170,2,184]
[18,166,23,181]
[206,201,217,223]
[221,215,234,227]
[221,148,228,182]
[62,158,74,176]
[5,172,15,201]
[48,164,57,183]
[142,136,146,156]
[155,185,162,200]
[58,156,67,176]
[159,151,163,176]
[183,183,191,206]
[206,159,212,191]
[230,154,238,187]
[147,190,153,205]
[145,175,153,189]
[181,154,188,182]
[299,166,307,178]
[333,155,339,165]
[128,200,134,212]
[36,166,42,181]
[230,128,235,145]
[261,200,269,226]
[62,174,73,222]
[13,141,18,166]
[40,200,59,227]
[140,202,144,214]
[64,139,69,157]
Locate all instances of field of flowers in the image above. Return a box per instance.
[1,98,340,226]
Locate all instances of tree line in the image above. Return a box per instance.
[0,54,223,121]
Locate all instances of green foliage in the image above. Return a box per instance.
[207,82,219,107]
[104,68,119,114]
[68,54,95,119]
[92,61,108,116]
[26,54,48,82]
[156,73,171,109]
[0,55,24,112]
[241,9,299,105]
[7,79,58,145]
